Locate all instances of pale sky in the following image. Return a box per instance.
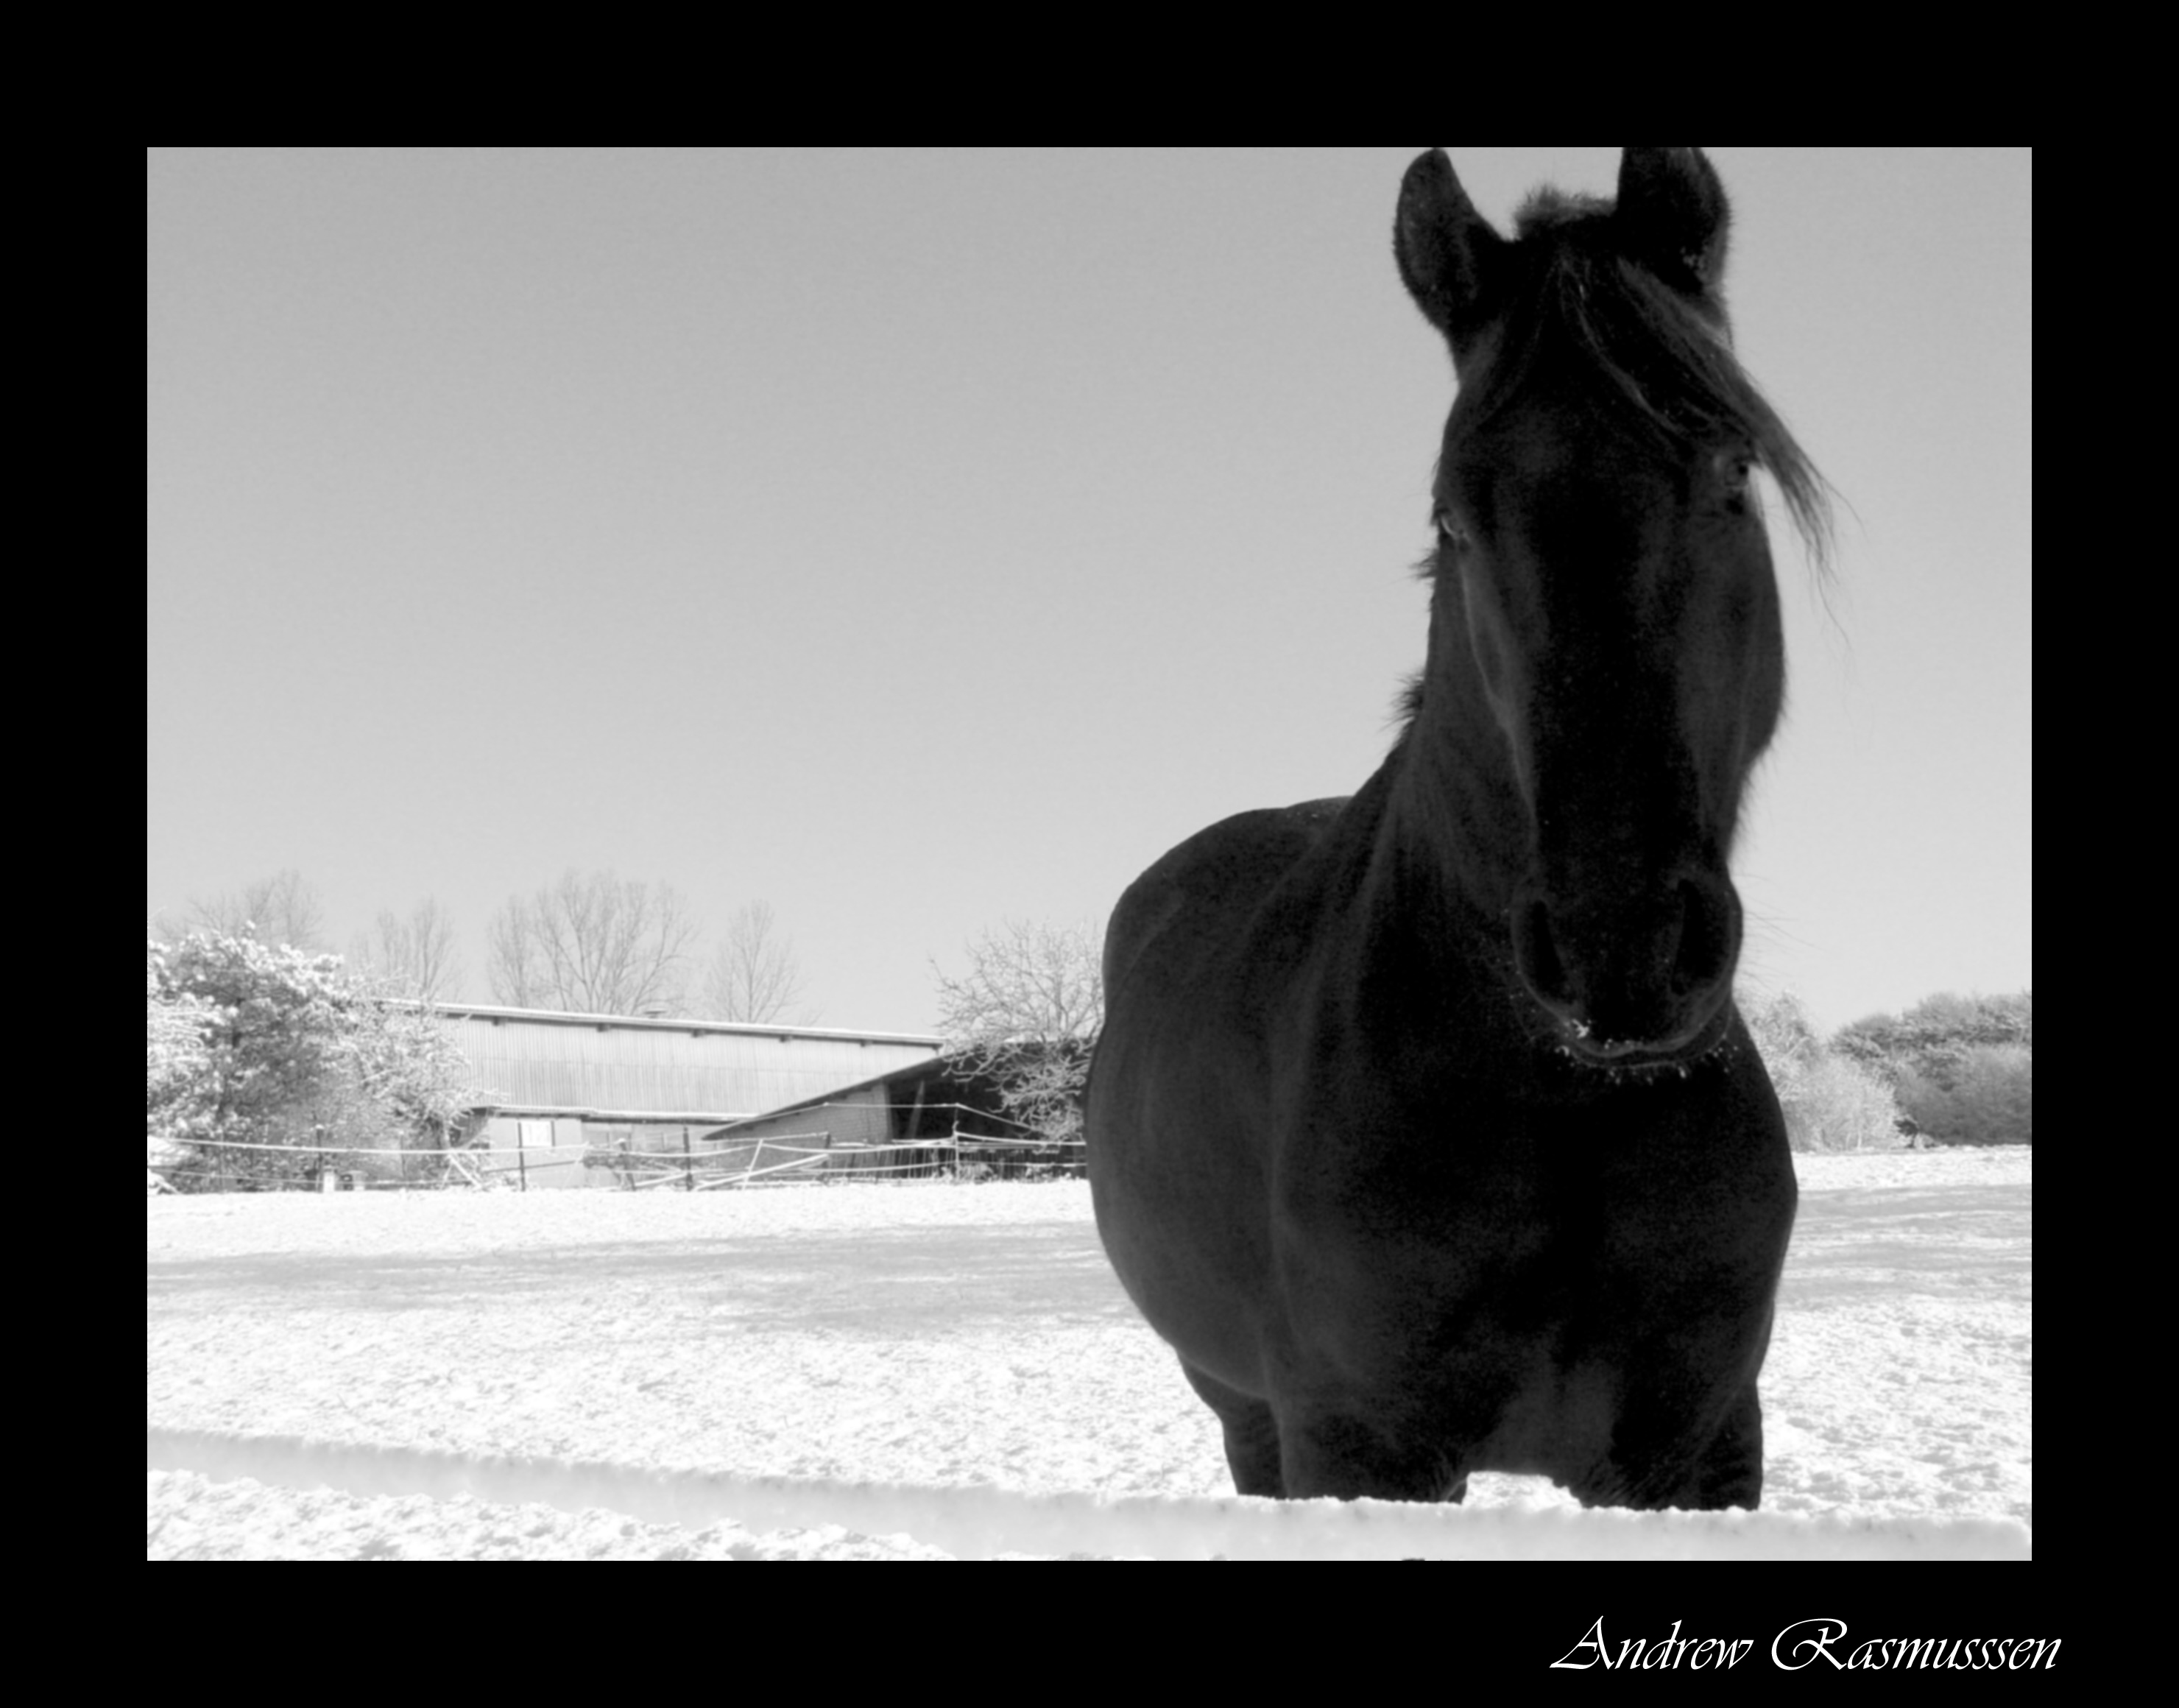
[146,148,2030,1037]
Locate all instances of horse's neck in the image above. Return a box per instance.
[1381,684,1530,931]
[1272,752,1539,1083]
[1280,738,1510,978]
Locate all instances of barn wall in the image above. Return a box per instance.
[442,1007,937,1123]
[470,1114,592,1189]
[720,1086,891,1149]
[440,1010,980,1188]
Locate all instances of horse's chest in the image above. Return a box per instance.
[1271,1160,1692,1382]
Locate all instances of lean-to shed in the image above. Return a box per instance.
[442,1003,938,1188]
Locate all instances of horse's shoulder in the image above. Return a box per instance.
[1105,799,1352,992]
[1130,797,1349,907]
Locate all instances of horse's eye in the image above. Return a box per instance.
[1434,512,1471,551]
[1720,454,1754,497]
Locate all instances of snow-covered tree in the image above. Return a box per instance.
[148,932,483,1188]
[933,918,1103,1147]
[146,953,215,1148]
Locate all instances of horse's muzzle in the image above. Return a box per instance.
[1511,872,1741,1062]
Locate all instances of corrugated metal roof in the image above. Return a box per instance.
[434,1003,939,1121]
[714,1051,959,1122]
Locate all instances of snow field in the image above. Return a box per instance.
[149,1149,2030,1559]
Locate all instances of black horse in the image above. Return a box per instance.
[1085,149,1829,1510]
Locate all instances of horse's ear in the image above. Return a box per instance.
[1614,148,1730,295]
[1395,149,1505,358]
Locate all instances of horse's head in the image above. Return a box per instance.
[1394,148,1826,1067]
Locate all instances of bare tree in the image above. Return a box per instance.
[171,869,329,951]
[349,898,463,1003]
[484,900,550,1009]
[699,901,807,1023]
[933,917,1103,1144]
[484,869,698,1015]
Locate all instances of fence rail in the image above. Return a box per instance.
[148,1123,1084,1194]
[607,1131,1079,1191]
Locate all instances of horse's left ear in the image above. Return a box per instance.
[1614,148,1730,295]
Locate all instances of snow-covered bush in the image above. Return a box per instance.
[1740,989,1903,1153]
[147,933,481,1189]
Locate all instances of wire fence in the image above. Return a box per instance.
[148,1134,490,1194]
[148,1109,1084,1196]
[601,1130,1078,1192]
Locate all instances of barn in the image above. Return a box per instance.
[708,1045,1085,1185]
[443,1003,939,1188]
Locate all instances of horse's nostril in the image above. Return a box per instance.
[1511,878,1742,1054]
[1671,876,1742,1000]
[1512,894,1572,1014]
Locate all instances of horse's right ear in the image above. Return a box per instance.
[1394,149,1505,358]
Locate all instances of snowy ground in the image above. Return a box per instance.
[148,1147,2030,1559]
